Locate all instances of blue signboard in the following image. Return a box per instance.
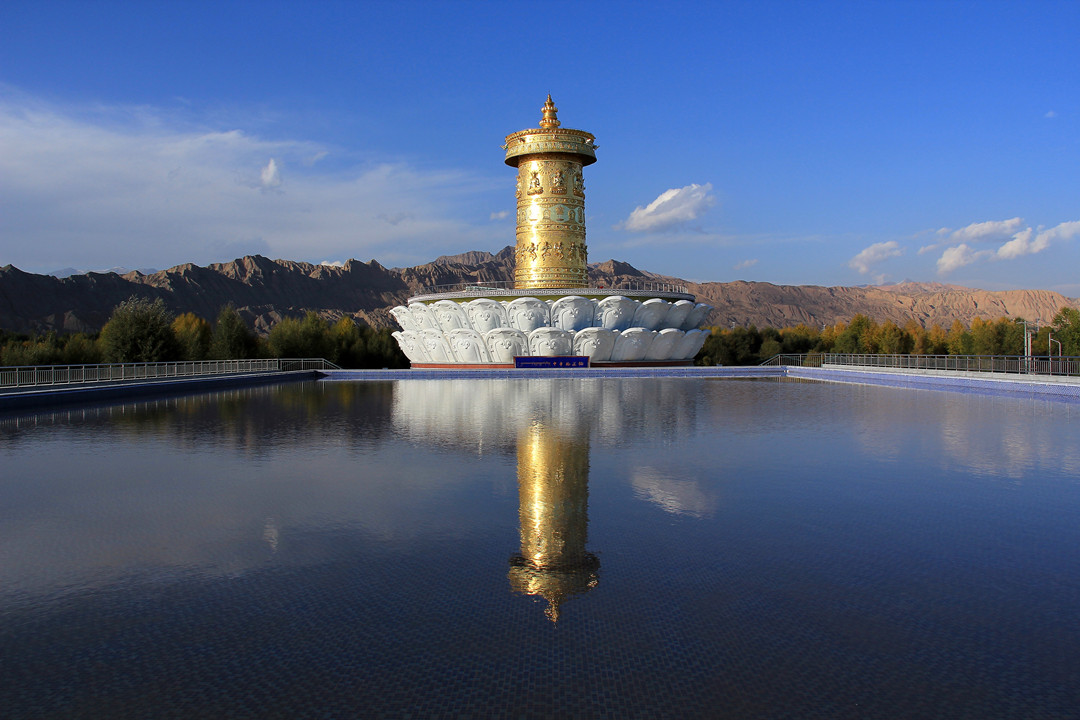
[514,356,590,369]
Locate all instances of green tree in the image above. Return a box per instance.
[2,333,61,365]
[963,317,1022,356]
[362,326,409,368]
[758,338,782,361]
[833,315,876,353]
[946,320,973,355]
[267,316,304,358]
[779,325,818,354]
[298,312,332,358]
[1050,307,1080,356]
[875,321,912,354]
[815,322,842,353]
[926,324,949,355]
[906,320,930,355]
[99,296,179,363]
[330,316,362,366]
[0,331,103,366]
[696,326,763,366]
[268,312,332,359]
[172,313,211,361]
[210,305,258,360]
[970,318,999,355]
[1000,318,1025,355]
[1033,326,1051,356]
[61,333,103,364]
[1,336,38,366]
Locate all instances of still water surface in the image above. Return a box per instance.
[2,378,1079,718]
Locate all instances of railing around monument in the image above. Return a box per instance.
[0,358,340,390]
[758,353,824,367]
[760,353,1080,378]
[412,279,690,297]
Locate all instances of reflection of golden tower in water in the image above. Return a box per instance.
[508,419,599,622]
[504,95,597,290]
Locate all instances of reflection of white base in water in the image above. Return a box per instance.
[391,295,712,365]
[389,377,708,452]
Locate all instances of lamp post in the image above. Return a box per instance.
[1021,320,1037,373]
[1049,333,1063,375]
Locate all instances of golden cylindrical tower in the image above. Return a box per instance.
[504,95,597,290]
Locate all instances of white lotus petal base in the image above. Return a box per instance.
[391,290,712,368]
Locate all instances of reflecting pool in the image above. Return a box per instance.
[2,378,1080,718]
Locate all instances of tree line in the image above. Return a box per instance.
[0,297,408,368]
[696,307,1080,366]
[5,297,1080,368]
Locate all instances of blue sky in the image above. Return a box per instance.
[1,1,1077,293]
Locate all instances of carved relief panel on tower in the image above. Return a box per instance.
[517,159,583,201]
[549,162,566,195]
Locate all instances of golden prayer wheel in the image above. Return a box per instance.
[504,95,597,290]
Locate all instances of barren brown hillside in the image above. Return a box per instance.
[1,247,1076,334]
[685,281,1077,330]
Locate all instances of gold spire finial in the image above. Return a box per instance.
[539,94,560,129]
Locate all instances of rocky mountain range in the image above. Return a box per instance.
[2,246,1077,335]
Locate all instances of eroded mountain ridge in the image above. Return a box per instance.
[1,247,1076,335]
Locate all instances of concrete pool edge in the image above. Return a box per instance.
[4,364,1079,411]
[318,366,785,380]
[320,366,1080,400]
[788,365,1080,399]
[0,370,320,411]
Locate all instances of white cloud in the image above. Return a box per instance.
[937,243,990,275]
[848,240,902,274]
[0,93,504,272]
[1043,220,1080,242]
[621,183,715,232]
[320,259,345,267]
[1045,110,1057,119]
[733,258,758,270]
[489,210,510,221]
[995,228,1036,260]
[260,158,282,189]
[949,217,1023,243]
[914,224,969,256]
[997,220,1080,259]
[929,217,1080,275]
